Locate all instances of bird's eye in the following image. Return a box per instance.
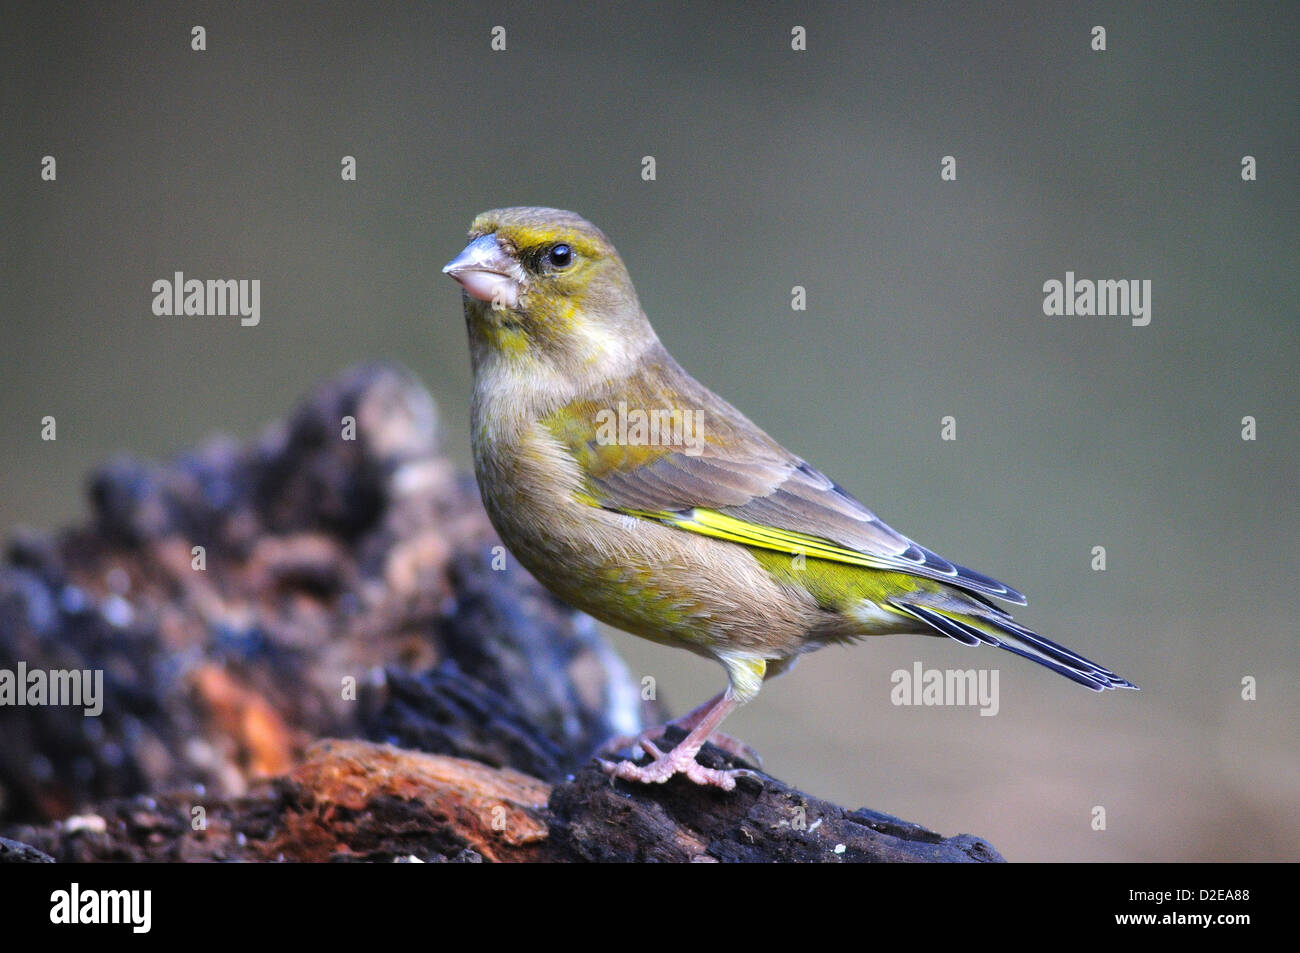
[547,243,572,268]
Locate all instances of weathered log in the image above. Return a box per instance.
[4,739,1000,863]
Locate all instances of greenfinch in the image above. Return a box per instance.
[443,207,1136,790]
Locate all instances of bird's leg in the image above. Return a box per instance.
[599,691,762,767]
[598,691,756,790]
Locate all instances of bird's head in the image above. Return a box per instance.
[443,207,656,380]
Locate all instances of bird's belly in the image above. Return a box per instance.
[479,482,806,660]
[505,502,820,658]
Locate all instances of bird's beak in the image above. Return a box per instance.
[442,233,521,309]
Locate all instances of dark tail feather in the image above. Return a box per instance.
[890,602,1138,692]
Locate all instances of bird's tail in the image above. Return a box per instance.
[889,600,1138,692]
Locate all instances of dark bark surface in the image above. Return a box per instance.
[4,739,1000,863]
[0,364,1002,863]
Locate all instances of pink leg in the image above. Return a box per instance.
[600,691,762,767]
[598,692,756,790]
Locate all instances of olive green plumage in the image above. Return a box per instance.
[443,206,1135,788]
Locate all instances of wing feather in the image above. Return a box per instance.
[544,346,1026,605]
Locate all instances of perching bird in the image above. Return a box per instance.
[443,207,1137,790]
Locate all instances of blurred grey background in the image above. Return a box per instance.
[3,1,1296,860]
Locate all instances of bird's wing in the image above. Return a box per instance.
[542,348,1025,605]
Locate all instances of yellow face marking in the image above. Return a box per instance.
[484,322,530,355]
[491,224,605,263]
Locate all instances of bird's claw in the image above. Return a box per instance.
[599,727,762,769]
[598,752,754,791]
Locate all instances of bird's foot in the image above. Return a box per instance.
[597,737,756,791]
[599,690,763,767]
[599,725,762,768]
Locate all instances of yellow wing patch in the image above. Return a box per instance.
[616,505,895,570]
